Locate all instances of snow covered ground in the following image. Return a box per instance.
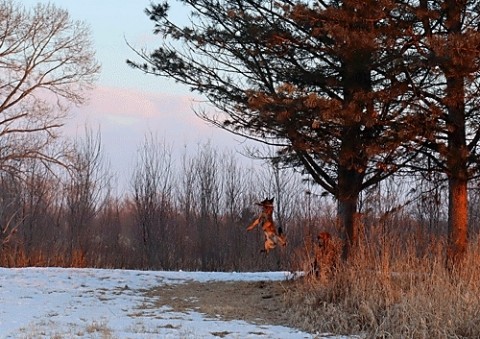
[0,267,320,338]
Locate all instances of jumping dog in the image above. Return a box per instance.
[246,198,287,253]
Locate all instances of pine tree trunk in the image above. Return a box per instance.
[338,197,360,260]
[444,61,468,270]
[443,0,469,272]
[337,163,364,261]
[336,21,371,260]
[447,177,468,268]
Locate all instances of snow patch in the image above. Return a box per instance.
[0,268,320,338]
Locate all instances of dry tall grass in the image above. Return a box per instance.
[286,231,480,338]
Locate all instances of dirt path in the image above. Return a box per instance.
[143,279,306,332]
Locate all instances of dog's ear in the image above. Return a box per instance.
[257,198,268,206]
[258,198,274,207]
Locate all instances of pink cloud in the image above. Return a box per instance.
[67,85,215,137]
[80,85,189,119]
[63,85,251,193]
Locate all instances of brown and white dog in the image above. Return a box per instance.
[312,231,339,279]
[246,198,287,253]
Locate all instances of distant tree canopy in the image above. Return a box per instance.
[0,0,99,174]
[129,0,480,265]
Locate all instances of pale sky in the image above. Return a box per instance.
[21,0,248,193]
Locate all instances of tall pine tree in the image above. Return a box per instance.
[128,0,423,259]
[406,0,480,268]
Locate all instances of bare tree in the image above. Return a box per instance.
[132,134,174,268]
[194,142,222,270]
[21,160,63,260]
[0,0,99,173]
[65,127,110,264]
[220,151,250,268]
[0,173,22,250]
[175,146,198,263]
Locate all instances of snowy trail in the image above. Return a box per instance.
[0,268,316,338]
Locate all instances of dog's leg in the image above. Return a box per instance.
[246,217,261,231]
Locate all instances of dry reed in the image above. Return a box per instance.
[285,231,480,338]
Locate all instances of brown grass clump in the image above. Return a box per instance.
[285,232,480,338]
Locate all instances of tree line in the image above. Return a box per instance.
[2,130,479,271]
